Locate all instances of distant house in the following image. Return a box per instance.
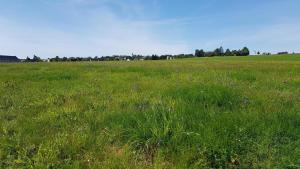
[0,55,20,62]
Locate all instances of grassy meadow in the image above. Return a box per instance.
[0,54,300,168]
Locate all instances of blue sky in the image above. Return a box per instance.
[0,0,299,58]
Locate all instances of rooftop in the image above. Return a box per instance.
[0,55,20,62]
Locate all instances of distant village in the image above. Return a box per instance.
[0,47,292,63]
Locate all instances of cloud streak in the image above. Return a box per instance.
[0,1,189,58]
[197,23,300,54]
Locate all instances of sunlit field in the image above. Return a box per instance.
[1,54,300,168]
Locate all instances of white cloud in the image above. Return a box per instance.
[193,23,300,54]
[0,1,189,58]
[247,23,300,53]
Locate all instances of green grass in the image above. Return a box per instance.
[0,54,300,168]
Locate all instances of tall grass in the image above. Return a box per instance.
[0,54,299,168]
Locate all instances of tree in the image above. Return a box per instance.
[25,56,31,62]
[214,48,221,56]
[219,46,224,56]
[195,49,205,57]
[62,57,68,61]
[195,49,199,57]
[32,55,41,62]
[224,49,232,56]
[231,50,238,56]
[205,51,215,57]
[278,51,288,55]
[54,56,60,62]
[237,50,242,56]
[151,54,159,60]
[241,47,250,56]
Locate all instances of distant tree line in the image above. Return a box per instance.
[277,51,288,55]
[22,46,250,62]
[255,51,291,55]
[24,55,43,62]
[195,47,250,57]
[24,54,195,62]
